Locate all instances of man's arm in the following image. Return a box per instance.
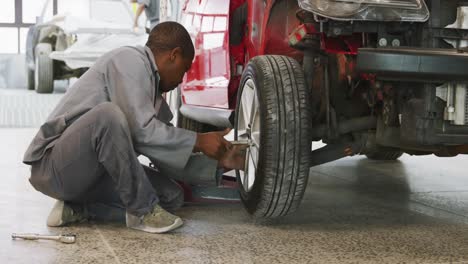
[104,48,197,169]
[104,48,231,168]
[194,129,232,159]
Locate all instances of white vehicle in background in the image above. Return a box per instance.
[25,0,149,93]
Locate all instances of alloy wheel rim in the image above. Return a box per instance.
[237,78,260,192]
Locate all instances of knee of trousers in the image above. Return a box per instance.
[93,102,130,132]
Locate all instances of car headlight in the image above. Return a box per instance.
[335,0,422,9]
[314,1,365,17]
[298,0,430,22]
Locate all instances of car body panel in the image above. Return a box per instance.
[180,0,231,109]
[179,0,301,110]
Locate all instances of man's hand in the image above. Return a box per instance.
[218,144,248,171]
[194,129,232,160]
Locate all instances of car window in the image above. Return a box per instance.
[23,0,53,24]
[0,0,15,23]
[0,28,18,53]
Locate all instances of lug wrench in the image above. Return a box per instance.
[12,233,76,244]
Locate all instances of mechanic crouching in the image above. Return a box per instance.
[23,22,245,234]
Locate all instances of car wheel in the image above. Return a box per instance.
[365,148,403,161]
[235,55,312,219]
[27,68,35,90]
[34,43,54,94]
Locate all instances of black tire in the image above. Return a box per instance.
[176,93,220,133]
[179,114,221,132]
[27,68,35,90]
[179,115,206,132]
[365,149,403,161]
[235,55,311,219]
[169,87,215,132]
[34,43,54,94]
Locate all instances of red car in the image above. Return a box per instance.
[169,0,468,219]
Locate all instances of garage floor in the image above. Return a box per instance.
[1,89,468,264]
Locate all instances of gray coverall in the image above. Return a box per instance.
[23,46,217,221]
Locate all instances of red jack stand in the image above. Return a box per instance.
[178,174,240,204]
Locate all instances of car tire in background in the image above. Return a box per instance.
[34,43,54,94]
[234,55,312,219]
[27,68,35,90]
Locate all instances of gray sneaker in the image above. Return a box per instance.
[126,205,183,233]
[46,200,87,227]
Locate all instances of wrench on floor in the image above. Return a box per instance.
[12,233,76,244]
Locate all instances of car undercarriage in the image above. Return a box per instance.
[173,0,468,219]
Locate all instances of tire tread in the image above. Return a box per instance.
[237,55,311,218]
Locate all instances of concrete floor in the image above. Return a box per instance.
[1,89,468,263]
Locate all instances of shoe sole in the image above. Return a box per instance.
[128,218,184,234]
[47,201,65,227]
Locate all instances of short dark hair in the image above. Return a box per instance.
[146,21,195,60]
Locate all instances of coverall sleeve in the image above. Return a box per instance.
[104,49,197,169]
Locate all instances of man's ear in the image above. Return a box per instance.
[170,47,183,62]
